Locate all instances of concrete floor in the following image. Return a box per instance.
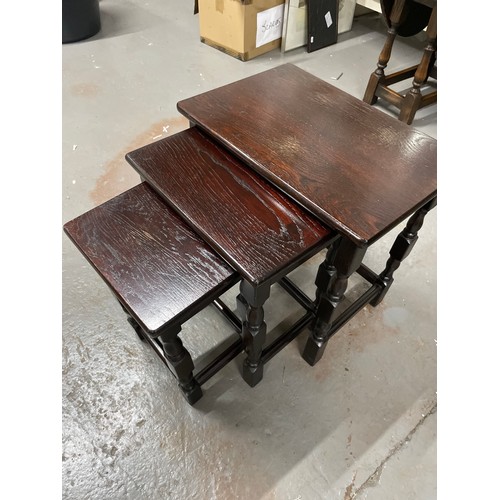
[62,1,437,498]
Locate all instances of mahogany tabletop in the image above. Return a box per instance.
[177,64,437,246]
[64,183,240,335]
[126,127,334,286]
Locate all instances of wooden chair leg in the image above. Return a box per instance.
[363,0,406,105]
[399,6,437,124]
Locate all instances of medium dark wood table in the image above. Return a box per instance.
[177,63,437,366]
[126,126,336,387]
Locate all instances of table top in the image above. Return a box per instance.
[177,64,437,246]
[126,127,334,286]
[64,183,239,334]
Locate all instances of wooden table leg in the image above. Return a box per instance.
[303,237,367,366]
[237,280,271,387]
[121,305,148,342]
[312,239,342,307]
[371,196,437,306]
[158,326,203,405]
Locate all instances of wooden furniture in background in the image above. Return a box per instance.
[363,0,437,124]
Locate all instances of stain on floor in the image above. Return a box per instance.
[91,116,189,205]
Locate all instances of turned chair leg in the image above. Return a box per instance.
[363,0,406,105]
[399,6,437,124]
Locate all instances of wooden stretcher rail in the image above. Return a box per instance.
[278,276,316,312]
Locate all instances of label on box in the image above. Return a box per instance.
[256,4,285,48]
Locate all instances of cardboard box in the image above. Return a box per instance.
[199,0,285,61]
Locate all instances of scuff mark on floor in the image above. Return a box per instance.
[350,403,437,498]
[344,471,357,500]
[70,82,101,98]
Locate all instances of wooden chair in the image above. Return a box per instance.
[363,0,437,125]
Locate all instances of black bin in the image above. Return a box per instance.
[62,0,101,43]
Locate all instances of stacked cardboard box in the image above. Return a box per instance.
[198,0,285,61]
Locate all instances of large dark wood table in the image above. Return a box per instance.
[176,64,437,366]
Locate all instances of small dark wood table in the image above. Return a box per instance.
[177,63,437,365]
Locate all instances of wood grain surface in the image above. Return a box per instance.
[126,127,334,286]
[64,183,240,335]
[177,64,437,246]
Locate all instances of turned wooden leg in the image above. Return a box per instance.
[126,315,147,342]
[363,0,406,105]
[371,197,437,306]
[236,280,270,387]
[313,239,342,306]
[158,327,203,405]
[119,302,147,342]
[303,237,367,366]
[399,6,437,124]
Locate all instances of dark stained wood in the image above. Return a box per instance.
[364,0,437,124]
[158,327,202,404]
[363,0,405,105]
[303,237,367,365]
[371,195,437,306]
[237,280,270,386]
[63,182,240,336]
[399,5,437,124]
[126,127,335,286]
[313,240,341,306]
[381,0,433,37]
[177,64,437,246]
